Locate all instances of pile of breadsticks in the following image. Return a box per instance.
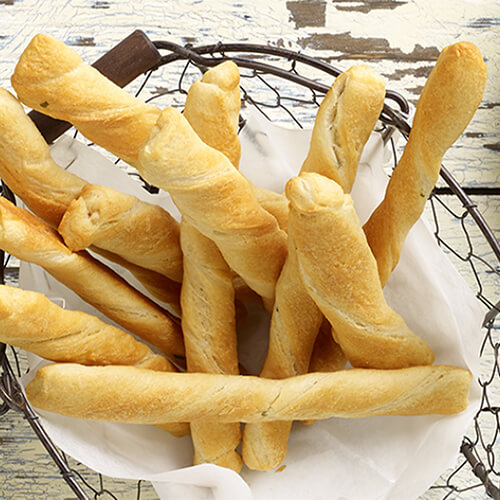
[0,34,487,474]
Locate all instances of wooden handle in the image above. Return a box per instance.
[28,30,162,144]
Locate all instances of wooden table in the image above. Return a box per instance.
[0,1,498,499]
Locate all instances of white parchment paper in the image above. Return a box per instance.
[18,109,484,500]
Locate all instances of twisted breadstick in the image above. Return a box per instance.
[287,173,433,369]
[0,88,86,227]
[304,65,384,373]
[0,285,173,371]
[183,61,290,231]
[12,34,160,166]
[26,363,471,423]
[301,65,386,193]
[180,221,242,471]
[59,184,182,282]
[242,226,323,469]
[138,108,287,305]
[182,69,244,469]
[305,64,385,374]
[0,197,184,356]
[363,42,487,286]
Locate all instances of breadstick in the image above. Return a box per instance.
[180,221,242,471]
[138,108,287,305]
[363,42,487,286]
[0,88,86,227]
[183,68,247,470]
[12,34,160,166]
[305,66,383,369]
[304,65,385,372]
[243,67,381,470]
[301,65,385,193]
[0,87,183,307]
[26,363,471,423]
[184,62,289,231]
[0,197,184,356]
[59,184,182,282]
[0,285,173,371]
[287,173,433,369]
[184,61,242,168]
[242,227,323,469]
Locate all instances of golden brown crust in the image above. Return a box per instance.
[0,285,174,371]
[89,247,181,315]
[138,108,287,305]
[301,65,385,193]
[184,61,242,168]
[287,173,434,369]
[0,88,86,227]
[155,423,191,438]
[184,62,290,233]
[59,184,183,282]
[363,42,487,286]
[26,363,472,423]
[250,185,289,232]
[242,228,323,469]
[0,197,184,356]
[301,320,347,427]
[12,34,160,165]
[180,221,242,471]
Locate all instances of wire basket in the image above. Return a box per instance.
[0,32,499,500]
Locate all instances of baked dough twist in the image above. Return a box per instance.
[138,108,287,305]
[180,221,242,471]
[0,285,173,371]
[59,184,182,282]
[26,363,471,423]
[287,173,434,369]
[363,42,487,286]
[182,67,245,470]
[305,64,385,372]
[242,225,323,469]
[12,33,160,166]
[0,197,184,356]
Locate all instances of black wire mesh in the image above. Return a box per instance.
[0,41,498,500]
